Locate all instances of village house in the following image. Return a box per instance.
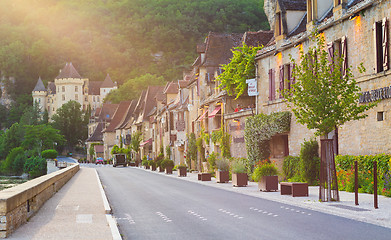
[86,103,118,162]
[255,0,391,171]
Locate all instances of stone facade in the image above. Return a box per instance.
[256,0,391,157]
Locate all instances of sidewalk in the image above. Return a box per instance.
[142,167,391,229]
[7,167,119,240]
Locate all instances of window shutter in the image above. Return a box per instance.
[341,36,347,77]
[383,18,389,71]
[279,65,284,98]
[374,22,382,72]
[327,42,334,73]
[289,63,295,89]
[269,69,275,101]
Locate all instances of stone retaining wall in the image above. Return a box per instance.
[0,164,79,238]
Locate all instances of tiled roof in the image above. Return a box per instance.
[347,0,365,8]
[98,103,118,122]
[278,0,307,12]
[143,86,164,121]
[202,32,243,67]
[56,62,82,79]
[95,107,102,117]
[178,80,189,88]
[101,74,116,88]
[33,77,46,92]
[242,30,274,47]
[288,12,307,37]
[155,92,165,102]
[103,101,131,132]
[86,122,104,142]
[265,36,276,47]
[88,81,101,95]
[163,82,179,94]
[47,82,56,94]
[197,43,206,53]
[116,100,136,130]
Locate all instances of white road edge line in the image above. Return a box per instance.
[106,214,122,240]
[95,169,111,214]
[95,169,123,240]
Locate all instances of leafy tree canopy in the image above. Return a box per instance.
[218,43,263,99]
[51,101,88,151]
[282,31,376,136]
[0,0,269,103]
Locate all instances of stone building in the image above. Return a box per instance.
[32,63,117,119]
[255,0,391,164]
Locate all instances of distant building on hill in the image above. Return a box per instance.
[32,62,117,119]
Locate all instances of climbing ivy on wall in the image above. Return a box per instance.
[244,111,291,168]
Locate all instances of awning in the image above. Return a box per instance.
[140,138,152,147]
[196,111,208,121]
[208,106,221,118]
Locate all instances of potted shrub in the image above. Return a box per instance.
[150,161,157,171]
[231,159,247,187]
[156,160,164,172]
[162,159,174,174]
[177,164,187,177]
[216,158,230,183]
[142,159,150,169]
[253,161,279,191]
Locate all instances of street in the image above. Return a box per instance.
[92,165,391,240]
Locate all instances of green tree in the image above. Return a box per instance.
[217,43,263,99]
[282,31,376,136]
[0,104,7,129]
[130,131,143,160]
[41,149,58,159]
[1,147,25,175]
[51,101,88,151]
[187,133,197,169]
[22,124,65,156]
[24,156,47,178]
[0,122,24,159]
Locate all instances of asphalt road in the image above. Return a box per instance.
[95,165,391,240]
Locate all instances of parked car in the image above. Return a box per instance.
[113,154,127,167]
[96,157,104,165]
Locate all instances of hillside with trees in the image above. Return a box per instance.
[0,0,268,108]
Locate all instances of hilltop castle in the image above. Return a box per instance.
[32,63,117,118]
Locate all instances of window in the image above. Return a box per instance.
[97,96,100,102]
[75,94,78,100]
[269,69,276,101]
[62,95,65,101]
[374,18,389,73]
[62,86,65,92]
[377,112,384,121]
[276,12,282,36]
[75,86,78,92]
[327,37,347,76]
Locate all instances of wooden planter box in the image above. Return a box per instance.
[158,167,164,172]
[216,170,229,183]
[198,173,211,181]
[178,168,187,177]
[144,165,150,169]
[258,175,278,192]
[232,173,247,187]
[165,166,173,174]
[151,166,156,171]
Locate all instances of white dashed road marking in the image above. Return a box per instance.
[219,209,244,219]
[156,212,172,223]
[188,210,207,221]
[250,207,278,217]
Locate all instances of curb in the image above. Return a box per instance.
[95,169,122,240]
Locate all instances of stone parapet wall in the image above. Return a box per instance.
[0,164,79,238]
